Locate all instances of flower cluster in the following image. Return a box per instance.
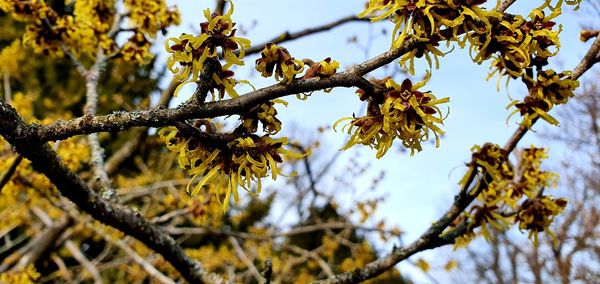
[0,264,40,284]
[0,39,24,76]
[335,73,449,157]
[1,0,179,64]
[0,0,50,22]
[241,100,287,134]
[255,43,305,83]
[460,143,511,187]
[123,0,180,35]
[303,57,341,79]
[359,0,500,74]
[516,196,567,246]
[1,0,113,57]
[453,145,566,247]
[117,0,179,64]
[504,148,558,207]
[508,69,579,126]
[357,0,586,138]
[166,0,250,99]
[472,7,563,83]
[159,126,302,212]
[120,33,154,64]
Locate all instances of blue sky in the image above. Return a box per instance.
[162,1,598,281]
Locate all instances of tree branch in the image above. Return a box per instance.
[33,43,412,143]
[65,240,103,284]
[86,223,176,284]
[310,2,599,283]
[0,100,225,284]
[105,76,178,175]
[244,15,370,55]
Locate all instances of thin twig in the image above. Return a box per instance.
[87,224,176,284]
[83,51,117,201]
[281,243,334,278]
[244,15,370,55]
[51,254,74,282]
[215,0,227,14]
[261,258,272,284]
[2,72,11,104]
[228,236,262,282]
[65,240,103,284]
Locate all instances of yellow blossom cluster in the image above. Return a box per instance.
[0,0,113,58]
[472,5,564,83]
[359,0,499,74]
[241,99,287,134]
[119,32,153,64]
[453,145,566,247]
[303,57,341,80]
[124,0,179,35]
[256,43,305,83]
[0,265,40,284]
[508,69,579,126]
[0,0,178,64]
[121,0,180,64]
[336,72,449,157]
[158,126,303,212]
[360,0,583,131]
[0,39,25,76]
[515,195,567,246]
[165,0,250,99]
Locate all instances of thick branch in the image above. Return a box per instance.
[34,42,415,142]
[0,100,224,284]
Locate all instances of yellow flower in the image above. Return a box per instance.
[124,0,180,35]
[165,0,250,82]
[159,127,304,212]
[0,264,40,284]
[315,58,339,76]
[0,39,25,76]
[516,196,567,246]
[415,258,430,273]
[255,43,305,83]
[120,33,153,65]
[336,72,449,157]
[462,143,511,187]
[241,99,287,134]
[507,69,579,127]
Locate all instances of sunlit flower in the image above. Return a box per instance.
[165,0,250,82]
[462,143,511,187]
[466,204,511,241]
[124,0,180,35]
[0,39,25,76]
[302,57,341,81]
[507,69,579,126]
[336,72,449,157]
[255,43,304,83]
[504,147,558,207]
[159,127,304,212]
